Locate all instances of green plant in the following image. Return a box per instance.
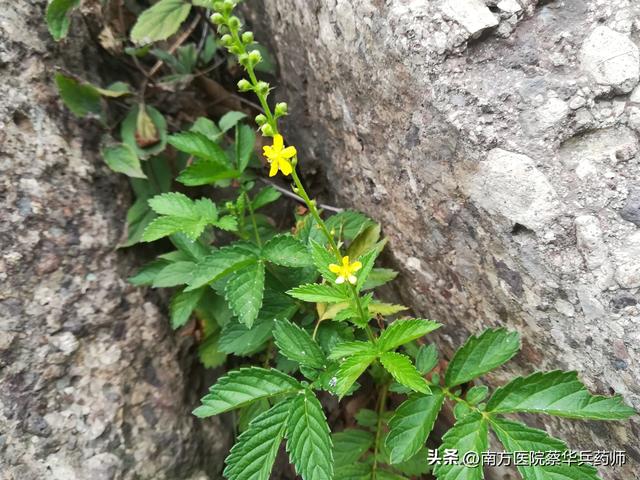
[48,1,636,479]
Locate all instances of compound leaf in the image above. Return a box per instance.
[380,352,430,395]
[334,352,377,398]
[377,319,441,353]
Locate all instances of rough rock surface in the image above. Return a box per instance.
[0,1,229,479]
[252,0,640,477]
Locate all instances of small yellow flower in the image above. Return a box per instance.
[262,134,297,177]
[329,256,362,285]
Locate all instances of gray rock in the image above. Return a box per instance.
[580,26,640,94]
[620,189,640,226]
[575,215,608,270]
[613,231,640,289]
[441,0,499,38]
[467,148,560,231]
[0,1,230,478]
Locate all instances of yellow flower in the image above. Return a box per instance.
[329,256,362,285]
[262,134,297,177]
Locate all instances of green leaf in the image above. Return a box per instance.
[445,328,520,388]
[169,131,229,163]
[355,409,378,429]
[288,283,350,304]
[262,234,313,267]
[333,429,373,467]
[334,352,377,398]
[386,389,445,464]
[219,111,247,132]
[191,116,221,139]
[465,385,489,405]
[433,412,488,480]
[347,224,381,259]
[326,211,375,240]
[328,341,376,360]
[55,74,101,117]
[102,144,146,178]
[169,287,204,328]
[368,302,407,316]
[273,319,326,369]
[355,241,385,291]
[235,124,255,172]
[490,417,600,480]
[46,0,80,41]
[177,159,240,186]
[218,317,272,356]
[310,240,341,282]
[486,370,636,420]
[198,331,226,369]
[187,245,257,290]
[252,186,282,210]
[121,105,168,158]
[416,344,438,374]
[130,0,192,44]
[225,261,265,328]
[152,260,196,287]
[224,399,291,480]
[149,192,197,217]
[286,389,333,480]
[334,463,371,480]
[380,352,430,394]
[94,81,131,97]
[193,367,300,417]
[128,259,168,286]
[362,268,398,291]
[377,319,441,353]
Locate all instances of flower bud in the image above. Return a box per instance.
[228,45,242,55]
[217,24,229,35]
[261,123,274,136]
[248,49,262,65]
[241,31,254,44]
[228,15,241,29]
[220,33,232,46]
[210,12,224,24]
[255,80,270,96]
[255,114,267,126]
[238,53,250,66]
[274,102,288,117]
[213,1,225,12]
[237,78,252,92]
[223,0,235,10]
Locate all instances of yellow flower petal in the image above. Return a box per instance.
[279,158,293,176]
[342,256,350,266]
[351,261,362,271]
[281,146,297,159]
[329,264,341,273]
[335,276,345,284]
[269,161,279,177]
[273,134,284,150]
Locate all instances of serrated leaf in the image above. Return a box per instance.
[170,287,204,328]
[187,245,257,290]
[152,260,196,287]
[225,261,265,328]
[46,0,80,41]
[328,341,376,360]
[252,186,282,210]
[286,389,333,480]
[466,385,489,405]
[235,124,255,172]
[486,370,636,420]
[334,352,377,398]
[416,344,438,374]
[194,367,300,417]
[273,319,325,369]
[55,74,101,117]
[433,412,488,480]
[362,268,398,291]
[386,389,445,464]
[191,116,221,139]
[355,241,385,291]
[380,352,430,394]
[177,158,240,186]
[490,417,601,480]
[102,143,146,178]
[262,234,313,267]
[355,409,378,429]
[334,463,371,480]
[333,429,374,467]
[149,192,197,217]
[169,131,229,163]
[130,0,192,44]
[170,233,210,261]
[377,319,441,353]
[288,283,350,304]
[326,211,375,240]
[224,399,291,480]
[218,317,273,356]
[445,328,520,388]
[347,224,381,259]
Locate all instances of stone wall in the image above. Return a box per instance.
[253,0,640,477]
[0,1,229,478]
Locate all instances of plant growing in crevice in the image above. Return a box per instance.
[48,0,636,479]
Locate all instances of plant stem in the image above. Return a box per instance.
[372,382,389,480]
[243,191,262,247]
